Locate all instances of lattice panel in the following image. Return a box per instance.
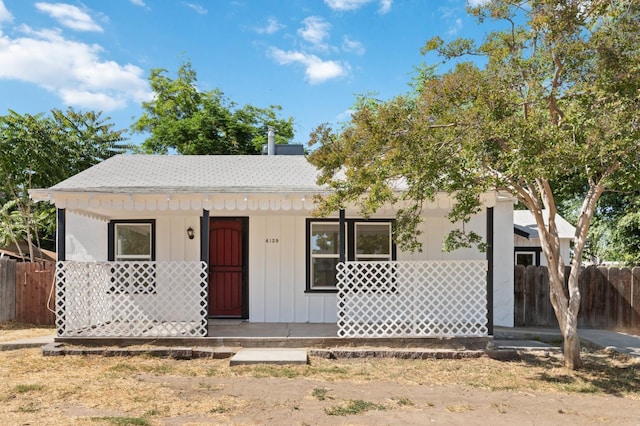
[56,261,208,337]
[336,261,488,338]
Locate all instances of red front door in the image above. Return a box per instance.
[209,218,247,317]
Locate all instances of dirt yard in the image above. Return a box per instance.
[1,343,640,425]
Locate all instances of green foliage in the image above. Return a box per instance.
[309,0,640,368]
[324,399,386,416]
[132,60,295,154]
[90,417,150,426]
[309,0,640,258]
[0,108,127,258]
[610,212,640,266]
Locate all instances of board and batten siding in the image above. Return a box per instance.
[65,211,201,262]
[249,215,337,323]
[61,197,515,327]
[515,234,572,267]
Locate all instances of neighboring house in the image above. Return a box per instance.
[0,241,56,262]
[30,153,516,338]
[514,210,575,266]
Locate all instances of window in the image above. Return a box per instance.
[306,219,395,292]
[515,251,535,266]
[108,220,156,294]
[310,223,340,290]
[114,223,153,261]
[355,223,391,261]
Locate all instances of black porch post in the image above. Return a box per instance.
[339,209,346,262]
[486,207,494,336]
[57,208,65,262]
[200,209,210,264]
[201,209,210,336]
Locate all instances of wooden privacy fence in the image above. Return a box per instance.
[0,259,55,325]
[515,265,640,331]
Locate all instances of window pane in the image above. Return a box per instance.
[515,253,534,266]
[356,224,390,255]
[312,258,338,288]
[116,224,151,257]
[311,223,340,255]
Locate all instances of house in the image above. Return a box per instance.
[30,154,516,338]
[0,241,56,262]
[514,210,575,266]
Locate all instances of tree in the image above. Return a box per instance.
[132,60,295,155]
[0,108,128,260]
[308,0,640,369]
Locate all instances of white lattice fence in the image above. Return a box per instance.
[56,261,208,337]
[336,260,488,337]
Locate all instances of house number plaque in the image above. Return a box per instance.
[265,238,279,244]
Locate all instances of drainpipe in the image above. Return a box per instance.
[267,126,275,156]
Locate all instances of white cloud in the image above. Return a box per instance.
[256,17,284,35]
[0,0,13,29]
[183,2,207,15]
[130,0,146,6]
[448,18,462,35]
[342,35,365,55]
[0,25,151,110]
[35,2,103,32]
[336,108,354,121]
[298,16,331,50]
[325,0,392,14]
[378,0,392,14]
[269,47,349,84]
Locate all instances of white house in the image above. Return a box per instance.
[30,154,515,338]
[514,210,575,266]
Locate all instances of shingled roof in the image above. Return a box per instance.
[513,210,576,240]
[38,155,325,195]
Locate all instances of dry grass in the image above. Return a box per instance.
[0,321,55,343]
[0,349,638,419]
[1,322,639,424]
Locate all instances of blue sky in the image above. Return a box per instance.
[0,0,488,148]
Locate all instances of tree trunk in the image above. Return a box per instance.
[563,329,582,370]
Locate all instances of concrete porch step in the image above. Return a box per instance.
[229,348,308,366]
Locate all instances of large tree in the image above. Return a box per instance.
[132,60,295,155]
[308,0,640,369]
[0,108,127,260]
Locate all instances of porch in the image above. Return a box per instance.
[55,320,491,350]
[54,259,490,341]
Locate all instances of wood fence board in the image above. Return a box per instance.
[633,268,640,329]
[578,266,593,327]
[608,267,620,327]
[619,267,633,328]
[515,265,639,332]
[14,262,55,325]
[595,267,610,328]
[514,265,525,326]
[524,266,537,326]
[0,259,16,322]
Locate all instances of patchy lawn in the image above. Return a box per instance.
[1,345,639,425]
[0,321,55,343]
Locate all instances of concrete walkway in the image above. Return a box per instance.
[1,327,639,359]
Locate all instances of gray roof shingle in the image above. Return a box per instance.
[514,209,575,239]
[47,155,325,194]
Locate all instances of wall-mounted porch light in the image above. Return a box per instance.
[186,226,195,240]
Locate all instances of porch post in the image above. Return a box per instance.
[339,209,346,262]
[200,209,209,264]
[57,208,65,261]
[201,209,210,336]
[486,207,494,335]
